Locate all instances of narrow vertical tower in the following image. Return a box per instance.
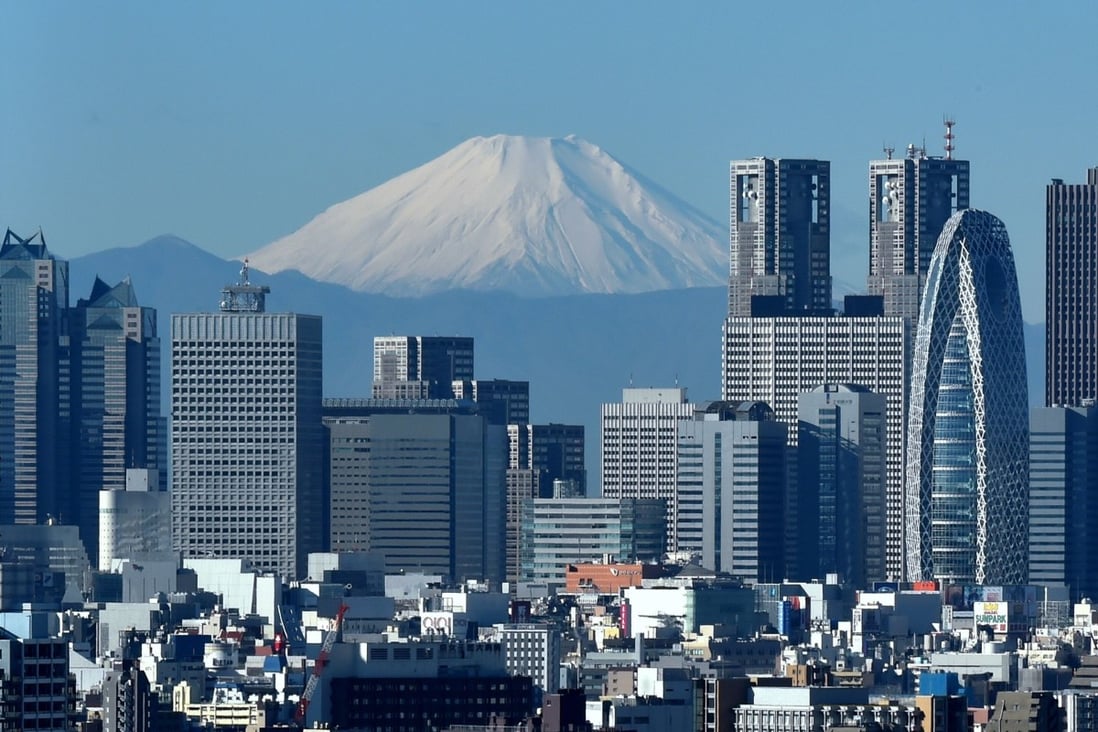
[1046,169,1098,407]
[0,229,69,527]
[868,127,970,324]
[905,210,1029,584]
[71,277,161,561]
[728,158,831,316]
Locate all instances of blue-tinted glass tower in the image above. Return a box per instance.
[905,210,1029,584]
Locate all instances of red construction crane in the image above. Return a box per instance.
[294,602,350,725]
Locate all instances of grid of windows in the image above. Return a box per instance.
[170,312,322,580]
[722,315,908,578]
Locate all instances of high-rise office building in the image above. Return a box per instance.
[722,314,908,577]
[372,335,474,399]
[1029,405,1098,600]
[322,399,506,583]
[867,141,970,323]
[453,378,530,424]
[602,387,694,551]
[905,210,1029,585]
[0,229,69,528]
[508,423,586,497]
[518,497,666,588]
[1046,169,1098,408]
[675,401,787,583]
[797,384,887,586]
[506,422,585,585]
[71,277,162,560]
[171,265,324,579]
[728,158,831,316]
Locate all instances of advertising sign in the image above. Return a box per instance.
[973,601,1008,633]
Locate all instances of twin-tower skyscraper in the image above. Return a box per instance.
[723,133,1030,584]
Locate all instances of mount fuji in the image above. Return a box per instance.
[246,134,727,297]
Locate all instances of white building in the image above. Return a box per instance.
[170,267,323,580]
[98,468,171,571]
[602,387,695,550]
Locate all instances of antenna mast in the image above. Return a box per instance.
[944,116,956,160]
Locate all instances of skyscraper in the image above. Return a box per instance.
[797,384,887,586]
[171,264,324,579]
[867,141,969,323]
[1029,405,1098,601]
[728,158,831,316]
[322,398,506,583]
[721,314,908,577]
[71,277,162,560]
[905,209,1029,585]
[0,229,69,528]
[508,423,586,497]
[453,378,530,425]
[601,387,694,551]
[674,401,787,583]
[372,336,474,399]
[1046,168,1098,407]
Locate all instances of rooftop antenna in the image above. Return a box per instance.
[883,144,895,161]
[943,116,956,160]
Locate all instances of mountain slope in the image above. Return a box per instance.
[246,135,727,296]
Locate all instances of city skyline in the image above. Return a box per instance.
[5,4,1098,323]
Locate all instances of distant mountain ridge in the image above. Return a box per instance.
[245,134,728,297]
[68,236,1048,494]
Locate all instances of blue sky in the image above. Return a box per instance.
[3,2,1096,322]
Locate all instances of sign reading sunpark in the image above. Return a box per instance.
[974,601,1008,633]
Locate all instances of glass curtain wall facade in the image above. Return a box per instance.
[905,210,1029,584]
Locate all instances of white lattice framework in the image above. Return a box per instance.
[904,210,1029,584]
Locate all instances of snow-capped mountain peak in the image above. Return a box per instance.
[246,134,726,296]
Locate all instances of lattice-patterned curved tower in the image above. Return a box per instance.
[905,209,1029,584]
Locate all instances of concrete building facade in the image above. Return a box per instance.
[602,387,694,551]
[171,268,324,579]
[675,401,787,583]
[722,314,908,578]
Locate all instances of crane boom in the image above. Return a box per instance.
[294,602,349,725]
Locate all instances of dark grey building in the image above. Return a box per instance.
[868,142,970,324]
[797,384,887,586]
[0,229,69,528]
[728,158,831,316]
[1046,168,1098,408]
[372,335,474,399]
[453,378,530,424]
[0,626,76,731]
[1029,405,1098,600]
[71,277,162,562]
[323,399,507,583]
[171,265,324,580]
[508,423,586,497]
